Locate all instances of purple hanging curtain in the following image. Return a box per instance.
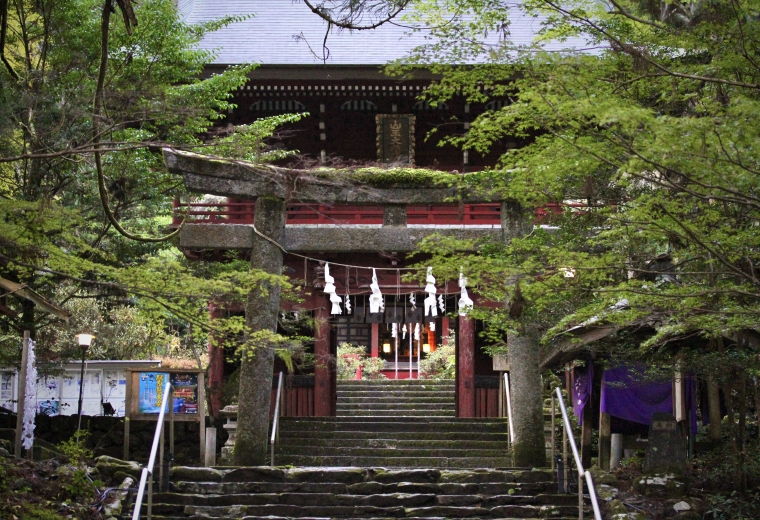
[600,365,697,434]
[572,361,593,426]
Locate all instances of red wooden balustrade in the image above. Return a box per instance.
[174,200,502,226]
[286,204,384,225]
[173,199,597,227]
[406,203,501,225]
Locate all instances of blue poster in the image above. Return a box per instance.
[138,372,169,414]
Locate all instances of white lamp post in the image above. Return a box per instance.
[75,334,94,431]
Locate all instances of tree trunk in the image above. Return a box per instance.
[507,331,547,467]
[754,378,760,447]
[234,196,286,466]
[707,374,722,442]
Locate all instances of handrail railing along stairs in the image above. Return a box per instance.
[270,371,284,468]
[132,379,174,520]
[552,386,603,520]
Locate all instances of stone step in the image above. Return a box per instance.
[178,503,579,518]
[275,447,508,458]
[170,480,559,496]
[277,438,505,449]
[279,431,509,442]
[336,395,455,402]
[279,419,508,433]
[149,492,578,508]
[335,411,456,417]
[139,516,579,520]
[273,455,513,468]
[337,402,455,410]
[171,466,555,484]
[280,416,500,423]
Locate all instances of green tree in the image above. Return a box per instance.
[307,0,760,469]
[0,0,303,372]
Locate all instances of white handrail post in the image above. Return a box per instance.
[551,394,556,470]
[270,372,284,468]
[503,372,515,443]
[554,387,601,520]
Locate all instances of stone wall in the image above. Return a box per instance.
[33,414,227,465]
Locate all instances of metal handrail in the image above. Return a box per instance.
[554,387,602,520]
[503,372,515,443]
[270,372,284,468]
[132,380,171,520]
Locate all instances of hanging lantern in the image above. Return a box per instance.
[422,343,431,353]
[383,343,392,353]
[458,268,473,316]
[369,268,384,313]
[323,263,342,315]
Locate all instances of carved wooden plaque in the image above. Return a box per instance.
[376,114,415,164]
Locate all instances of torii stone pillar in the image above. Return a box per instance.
[234,196,286,466]
[508,330,547,467]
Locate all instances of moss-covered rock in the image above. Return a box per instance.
[632,473,690,499]
[94,455,142,479]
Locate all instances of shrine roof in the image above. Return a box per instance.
[178,0,571,66]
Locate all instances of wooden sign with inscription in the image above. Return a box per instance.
[376,114,415,164]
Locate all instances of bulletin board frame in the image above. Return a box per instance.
[123,368,206,461]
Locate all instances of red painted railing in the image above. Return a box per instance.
[286,204,384,225]
[173,200,599,227]
[172,200,255,225]
[406,204,501,225]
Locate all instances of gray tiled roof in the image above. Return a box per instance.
[180,0,575,65]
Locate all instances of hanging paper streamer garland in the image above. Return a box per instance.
[21,339,37,450]
[409,293,416,310]
[438,294,445,314]
[344,269,351,313]
[323,263,342,315]
[402,323,407,339]
[392,323,397,338]
[424,267,437,318]
[458,269,474,316]
[369,269,384,313]
[414,323,421,341]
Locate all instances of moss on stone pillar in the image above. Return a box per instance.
[234,196,286,466]
[508,331,547,468]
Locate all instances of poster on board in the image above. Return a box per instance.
[104,370,127,400]
[170,373,198,414]
[137,372,169,414]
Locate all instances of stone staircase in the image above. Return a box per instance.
[274,380,509,468]
[141,465,578,519]
[337,380,456,417]
[131,379,584,519]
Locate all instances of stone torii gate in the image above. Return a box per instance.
[164,149,546,467]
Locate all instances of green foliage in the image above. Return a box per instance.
[419,339,456,379]
[386,0,760,385]
[337,343,387,380]
[61,469,101,503]
[704,491,760,520]
[17,505,62,520]
[57,431,94,466]
[0,0,305,366]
